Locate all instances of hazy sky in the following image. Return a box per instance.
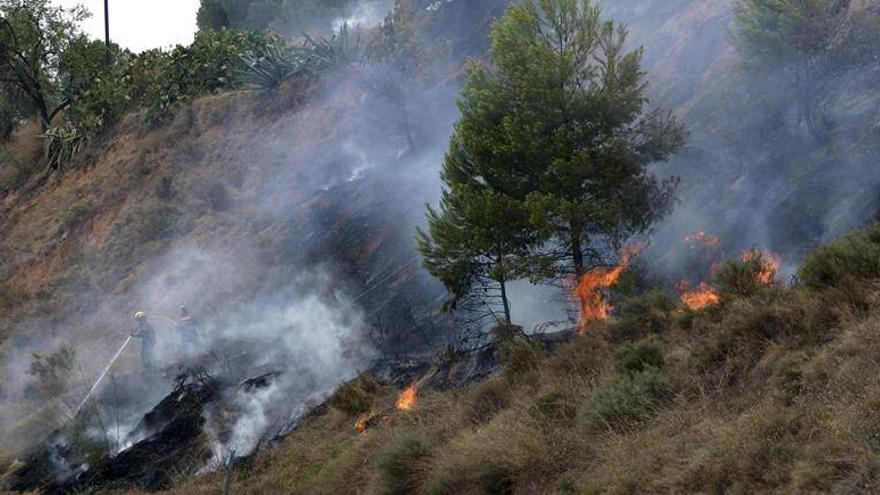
[54,0,200,52]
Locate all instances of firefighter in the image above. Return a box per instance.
[131,311,156,371]
[176,305,201,355]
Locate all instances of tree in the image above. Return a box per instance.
[0,79,30,139]
[0,0,88,131]
[197,0,356,35]
[365,0,450,153]
[444,0,683,283]
[416,168,534,326]
[733,0,880,136]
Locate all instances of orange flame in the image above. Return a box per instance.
[676,280,721,310]
[741,249,781,286]
[354,406,380,434]
[571,244,643,332]
[684,231,720,248]
[396,384,417,411]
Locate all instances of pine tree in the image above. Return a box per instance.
[416,144,534,326]
[733,0,853,136]
[445,0,683,282]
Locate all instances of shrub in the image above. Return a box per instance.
[771,351,808,404]
[716,254,773,298]
[26,346,76,400]
[237,43,302,90]
[493,325,544,376]
[330,374,379,416]
[374,432,433,495]
[41,126,86,171]
[613,288,676,341]
[583,369,672,431]
[462,378,511,425]
[614,337,665,376]
[798,224,880,290]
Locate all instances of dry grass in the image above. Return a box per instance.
[117,226,880,495]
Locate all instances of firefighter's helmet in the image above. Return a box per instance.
[133,311,146,320]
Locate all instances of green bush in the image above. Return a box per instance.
[330,374,379,416]
[614,288,676,340]
[375,432,433,495]
[798,224,880,290]
[716,249,780,298]
[583,369,672,431]
[613,337,665,376]
[41,126,86,171]
[138,30,280,123]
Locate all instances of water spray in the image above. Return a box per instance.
[71,335,133,420]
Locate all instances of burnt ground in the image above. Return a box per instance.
[10,330,573,493]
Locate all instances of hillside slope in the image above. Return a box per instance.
[128,225,880,494]
[2,0,880,491]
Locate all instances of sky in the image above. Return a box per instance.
[54,0,200,52]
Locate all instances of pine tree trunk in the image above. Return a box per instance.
[499,277,512,326]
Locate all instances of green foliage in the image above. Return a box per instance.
[300,23,363,70]
[733,0,880,137]
[419,0,684,322]
[416,184,534,324]
[614,288,676,340]
[62,40,133,134]
[613,337,665,376]
[41,125,85,171]
[0,0,88,130]
[716,249,778,298]
[733,0,850,68]
[798,224,880,290]
[138,30,278,123]
[583,368,672,431]
[330,374,380,416]
[237,42,301,90]
[197,0,356,35]
[0,82,32,140]
[374,432,433,495]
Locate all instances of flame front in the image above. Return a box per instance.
[741,249,781,286]
[396,384,417,411]
[677,280,721,310]
[571,244,643,332]
[354,406,380,434]
[684,230,720,248]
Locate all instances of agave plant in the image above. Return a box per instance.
[236,43,306,91]
[300,23,364,71]
[42,126,86,171]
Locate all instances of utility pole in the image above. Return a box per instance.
[104,0,110,65]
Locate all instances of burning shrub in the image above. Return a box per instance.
[716,250,781,298]
[581,369,672,432]
[374,432,434,495]
[613,338,665,376]
[798,224,880,290]
[330,374,380,416]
